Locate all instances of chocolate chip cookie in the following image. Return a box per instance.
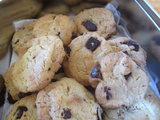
[36,77,102,120]
[12,21,35,54]
[103,87,160,120]
[89,52,150,109]
[63,32,113,86]
[33,14,77,46]
[4,63,32,101]
[74,8,116,39]
[12,35,65,93]
[107,37,147,66]
[6,94,38,120]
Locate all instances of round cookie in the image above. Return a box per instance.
[6,94,38,120]
[102,87,160,120]
[12,21,35,54]
[63,32,113,86]
[33,14,77,46]
[4,63,32,101]
[36,77,102,120]
[150,33,160,63]
[89,52,150,109]
[0,74,4,93]
[74,8,116,39]
[107,37,147,66]
[12,35,65,93]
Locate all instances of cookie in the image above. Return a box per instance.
[36,77,102,120]
[4,63,32,101]
[12,35,65,93]
[150,33,160,62]
[107,37,147,66]
[12,21,35,54]
[33,14,77,46]
[71,2,104,15]
[63,32,113,86]
[6,94,38,120]
[64,0,82,5]
[74,8,116,39]
[89,52,150,109]
[103,87,160,120]
[38,2,70,17]
[0,74,4,93]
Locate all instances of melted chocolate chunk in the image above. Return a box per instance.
[86,37,100,52]
[82,20,97,31]
[71,32,77,40]
[123,51,130,57]
[61,108,71,119]
[64,46,71,56]
[124,72,132,80]
[91,64,102,79]
[16,106,28,119]
[104,86,112,100]
[121,41,139,52]
[152,35,160,45]
[7,93,17,104]
[14,39,19,44]
[18,92,32,99]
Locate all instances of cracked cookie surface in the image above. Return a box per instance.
[36,77,102,120]
[89,52,150,109]
[12,35,65,93]
[107,37,147,66]
[63,32,113,86]
[74,8,116,39]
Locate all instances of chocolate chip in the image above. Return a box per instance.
[124,72,132,80]
[18,92,32,99]
[61,108,71,119]
[104,86,112,100]
[33,56,36,59]
[152,35,160,45]
[64,46,71,56]
[97,107,101,120]
[56,67,64,74]
[57,32,60,37]
[14,39,19,44]
[51,79,58,82]
[86,37,100,52]
[82,20,97,31]
[123,51,130,57]
[16,106,28,119]
[7,93,17,104]
[48,68,51,71]
[91,64,102,79]
[121,41,139,52]
[71,32,77,40]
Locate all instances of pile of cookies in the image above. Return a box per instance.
[4,8,160,120]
